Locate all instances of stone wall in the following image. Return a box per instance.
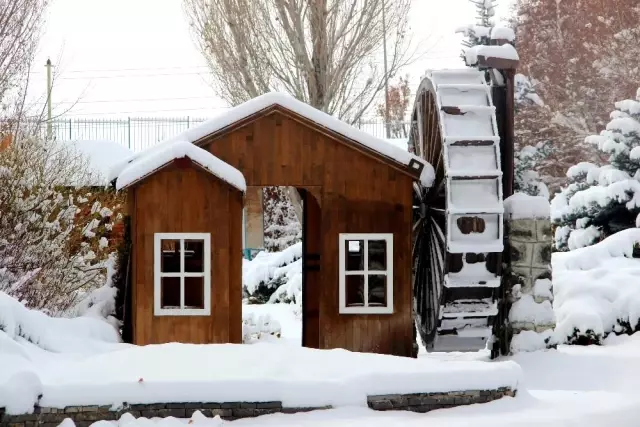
[0,388,516,426]
[505,216,555,350]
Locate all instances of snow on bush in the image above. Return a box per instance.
[263,187,301,252]
[552,90,640,251]
[514,142,551,198]
[0,291,121,353]
[242,312,282,343]
[510,329,555,353]
[243,242,302,304]
[553,229,640,344]
[0,137,123,313]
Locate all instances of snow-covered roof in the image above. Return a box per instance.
[109,92,434,187]
[115,140,246,192]
[66,140,133,186]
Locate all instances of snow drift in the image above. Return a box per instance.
[553,229,640,343]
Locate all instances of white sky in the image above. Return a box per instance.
[26,0,511,119]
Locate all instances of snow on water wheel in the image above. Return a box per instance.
[410,69,504,353]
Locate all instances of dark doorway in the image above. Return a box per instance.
[300,188,322,348]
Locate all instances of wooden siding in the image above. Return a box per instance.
[201,111,414,356]
[131,162,242,345]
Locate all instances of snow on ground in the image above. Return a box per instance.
[552,229,640,342]
[0,292,520,414]
[56,334,640,427]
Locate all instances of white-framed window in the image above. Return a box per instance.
[339,233,393,314]
[154,233,211,316]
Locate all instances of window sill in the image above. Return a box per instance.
[154,308,211,316]
[339,306,393,315]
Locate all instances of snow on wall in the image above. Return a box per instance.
[504,193,550,220]
[109,92,434,188]
[115,140,246,191]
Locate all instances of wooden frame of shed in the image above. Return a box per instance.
[116,93,427,357]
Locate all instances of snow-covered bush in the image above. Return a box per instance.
[242,312,282,343]
[243,242,302,304]
[553,229,640,344]
[263,187,301,252]
[0,137,121,313]
[551,90,640,251]
[514,142,551,198]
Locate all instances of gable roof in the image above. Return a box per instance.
[116,140,246,192]
[110,92,434,187]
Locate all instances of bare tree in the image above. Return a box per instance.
[0,0,47,114]
[184,0,414,124]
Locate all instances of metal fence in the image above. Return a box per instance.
[41,117,410,152]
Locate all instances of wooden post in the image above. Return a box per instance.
[502,69,516,199]
[244,186,265,250]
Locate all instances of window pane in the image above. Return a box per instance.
[345,275,364,307]
[161,239,181,273]
[368,275,387,307]
[184,239,205,273]
[368,240,387,271]
[345,239,364,271]
[184,276,205,309]
[161,277,181,308]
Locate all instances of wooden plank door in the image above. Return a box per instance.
[301,188,321,348]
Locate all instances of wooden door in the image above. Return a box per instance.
[301,188,321,348]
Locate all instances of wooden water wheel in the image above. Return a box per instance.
[410,69,505,352]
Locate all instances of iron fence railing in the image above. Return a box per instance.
[7,117,410,152]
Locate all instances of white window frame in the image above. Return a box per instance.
[339,233,393,314]
[154,232,211,316]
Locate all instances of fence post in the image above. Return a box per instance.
[127,117,131,150]
[187,116,190,128]
[68,119,72,140]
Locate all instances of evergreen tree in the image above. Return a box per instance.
[458,0,497,49]
[551,89,640,251]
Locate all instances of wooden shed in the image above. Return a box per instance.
[113,93,430,357]
[116,141,246,345]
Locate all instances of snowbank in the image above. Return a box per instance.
[66,140,133,186]
[553,229,640,342]
[8,343,520,411]
[0,291,521,414]
[504,193,550,219]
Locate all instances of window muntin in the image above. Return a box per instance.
[154,233,211,316]
[339,233,393,314]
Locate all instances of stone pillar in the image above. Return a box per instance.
[244,186,264,250]
[503,195,555,353]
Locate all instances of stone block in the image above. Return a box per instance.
[81,406,99,413]
[507,219,537,242]
[407,405,433,413]
[511,266,533,292]
[536,220,552,241]
[253,409,280,416]
[531,267,550,283]
[231,408,256,418]
[532,242,551,267]
[209,409,232,418]
[221,402,241,409]
[165,403,186,409]
[239,402,257,409]
[184,403,204,409]
[64,407,82,414]
[255,402,281,409]
[368,399,393,411]
[201,403,221,409]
